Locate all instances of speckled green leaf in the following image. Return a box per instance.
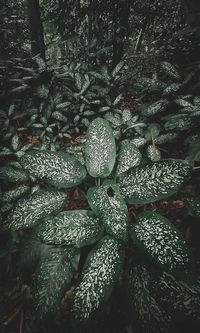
[154,133,178,145]
[3,190,67,231]
[20,150,86,188]
[11,134,20,151]
[126,264,171,333]
[163,83,182,96]
[35,210,104,248]
[131,137,147,148]
[164,117,193,131]
[116,143,142,176]
[151,271,200,321]
[18,230,52,270]
[1,185,30,203]
[142,100,167,117]
[117,159,193,204]
[70,236,124,327]
[34,246,80,319]
[87,181,129,242]
[0,166,29,183]
[183,196,200,217]
[130,211,195,283]
[146,145,161,161]
[160,61,181,81]
[84,118,116,178]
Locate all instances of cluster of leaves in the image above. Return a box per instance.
[41,0,131,67]
[0,53,137,159]
[1,118,199,332]
[0,0,28,59]
[133,60,200,160]
[129,0,185,54]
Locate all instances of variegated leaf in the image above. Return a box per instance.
[70,236,124,327]
[34,246,80,319]
[87,181,129,242]
[146,145,161,161]
[126,264,171,333]
[116,143,142,176]
[130,211,195,283]
[1,184,30,203]
[117,159,193,204]
[35,210,104,248]
[84,118,116,178]
[131,137,147,148]
[3,190,67,231]
[154,133,178,145]
[0,166,29,183]
[20,150,86,188]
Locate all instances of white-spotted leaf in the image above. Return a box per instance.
[34,247,80,319]
[70,236,124,326]
[117,159,193,204]
[0,166,29,183]
[35,210,104,248]
[3,190,67,231]
[116,143,142,176]
[84,118,116,178]
[130,211,195,283]
[87,181,129,242]
[1,184,30,203]
[20,150,86,188]
[126,264,171,333]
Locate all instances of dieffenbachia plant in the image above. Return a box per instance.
[0,117,198,331]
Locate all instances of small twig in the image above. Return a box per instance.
[151,129,157,161]
[193,166,200,170]
[3,308,21,326]
[19,310,23,333]
[134,28,143,53]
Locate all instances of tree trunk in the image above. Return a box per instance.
[27,0,45,59]
[112,0,131,68]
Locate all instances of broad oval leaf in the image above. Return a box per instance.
[84,118,116,178]
[11,134,20,151]
[146,145,161,161]
[70,236,124,327]
[0,166,29,183]
[1,184,30,203]
[35,210,104,248]
[130,211,195,283]
[87,181,129,242]
[142,100,167,117]
[20,150,86,188]
[131,136,147,148]
[116,143,142,176]
[3,190,67,231]
[34,246,80,319]
[117,159,193,204]
[126,263,171,333]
